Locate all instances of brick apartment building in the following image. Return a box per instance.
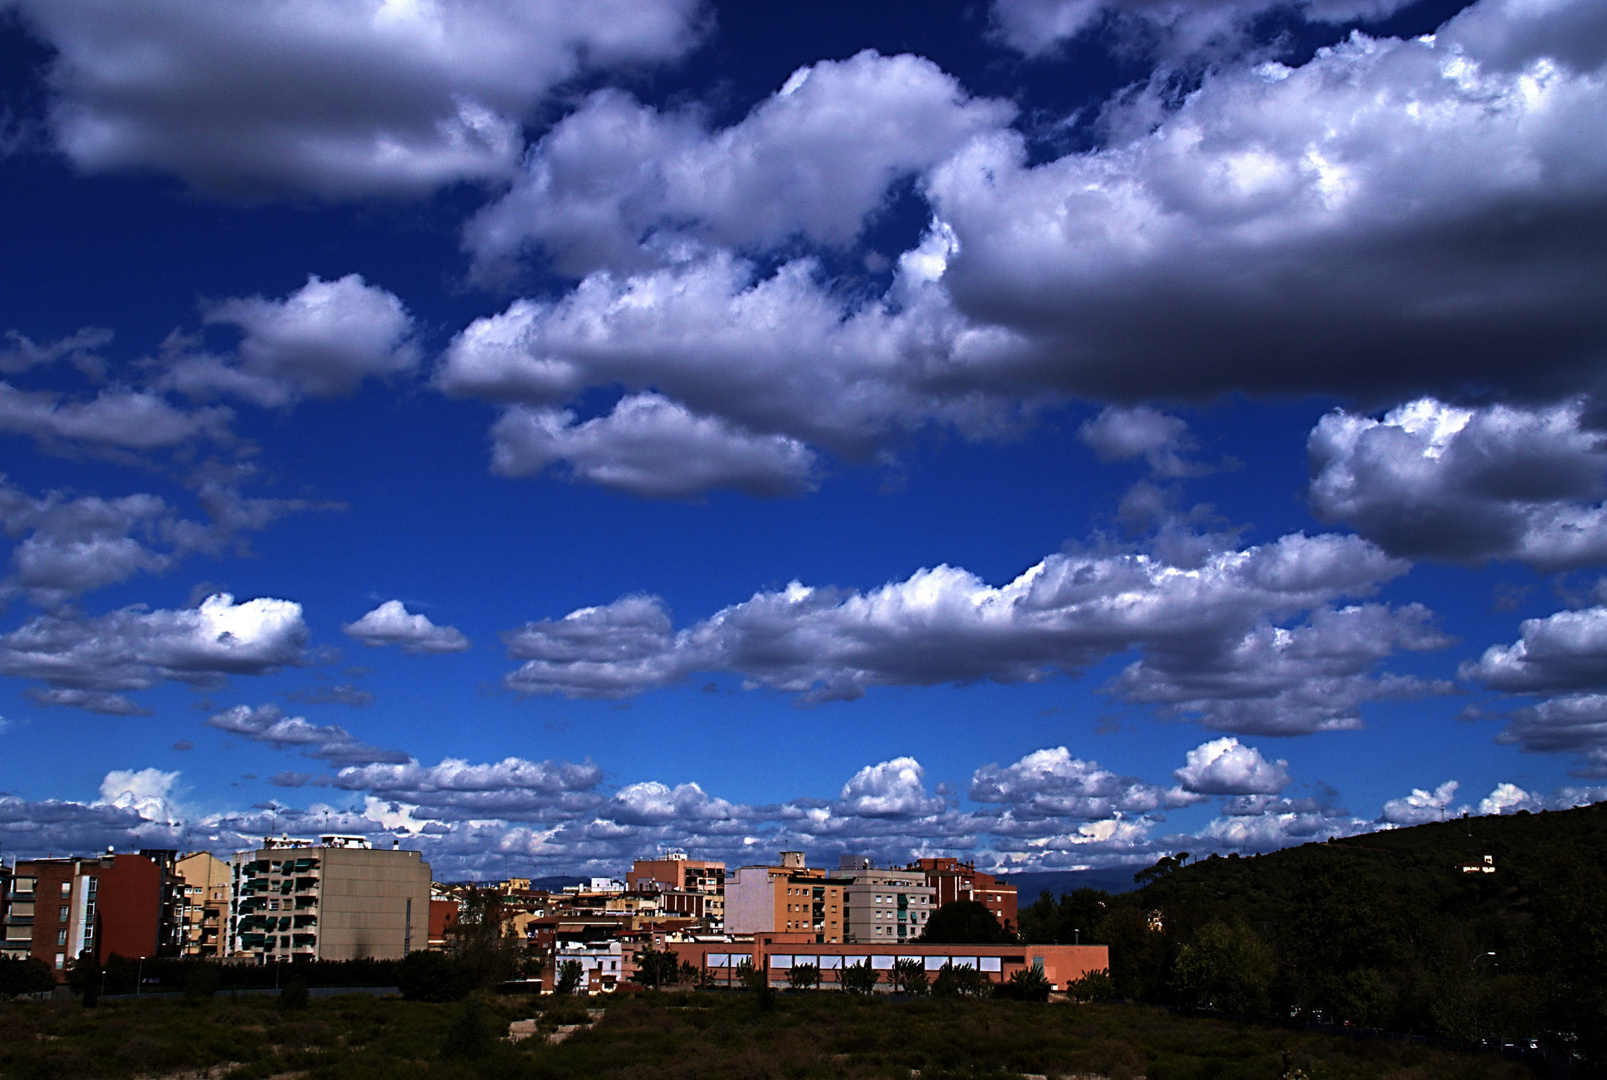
[911,857,1018,931]
[1,850,180,979]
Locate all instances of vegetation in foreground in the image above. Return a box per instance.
[0,988,1539,1080]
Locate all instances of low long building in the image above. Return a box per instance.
[673,936,1108,992]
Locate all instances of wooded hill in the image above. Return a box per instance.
[1016,802,1607,1050]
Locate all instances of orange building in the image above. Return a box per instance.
[911,857,1018,931]
[726,852,846,943]
[673,935,1108,993]
[626,851,725,894]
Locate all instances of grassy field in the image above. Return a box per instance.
[0,991,1537,1080]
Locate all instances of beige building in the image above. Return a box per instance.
[175,852,232,958]
[229,835,430,963]
[836,857,934,944]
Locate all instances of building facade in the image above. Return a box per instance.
[229,835,430,963]
[726,852,846,943]
[836,858,934,944]
[175,852,232,958]
[911,857,1018,930]
[1,852,175,979]
[626,852,725,895]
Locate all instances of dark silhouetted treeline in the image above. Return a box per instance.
[1017,802,1607,1052]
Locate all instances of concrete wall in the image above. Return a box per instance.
[724,867,777,935]
[315,848,430,961]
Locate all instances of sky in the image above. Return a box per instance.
[1,0,1606,881]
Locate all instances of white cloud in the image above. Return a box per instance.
[14,0,704,196]
[466,52,1014,276]
[1462,605,1607,692]
[1080,405,1205,478]
[836,758,948,818]
[1310,398,1607,568]
[1173,737,1291,795]
[971,746,1202,818]
[491,393,819,499]
[0,592,308,707]
[500,531,1434,734]
[330,756,605,821]
[1479,781,1542,815]
[990,0,1418,58]
[1380,779,1463,824]
[98,767,182,823]
[205,703,407,764]
[0,381,232,450]
[163,275,419,406]
[343,600,470,654]
[927,0,1607,403]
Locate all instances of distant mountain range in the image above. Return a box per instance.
[997,868,1143,898]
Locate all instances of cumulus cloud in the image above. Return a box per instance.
[0,327,113,378]
[971,746,1202,818]
[0,474,311,607]
[990,0,1418,58]
[330,756,605,820]
[1080,405,1206,478]
[491,394,819,499]
[0,381,232,451]
[501,531,1436,733]
[98,767,182,823]
[205,703,407,765]
[1111,602,1453,735]
[12,0,704,197]
[343,600,470,655]
[466,52,1013,276]
[25,687,150,715]
[836,758,948,818]
[1173,737,1291,794]
[0,592,307,709]
[1380,779,1463,825]
[161,275,418,407]
[1462,605,1607,693]
[1310,398,1607,569]
[927,0,1607,403]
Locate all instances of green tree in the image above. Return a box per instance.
[840,958,879,994]
[1172,920,1275,1016]
[1134,852,1190,886]
[63,951,100,1005]
[786,962,820,990]
[184,962,221,999]
[919,899,1012,944]
[634,945,681,988]
[396,949,467,1002]
[448,888,520,990]
[4,955,59,1000]
[735,957,766,991]
[554,959,583,995]
[278,972,310,1011]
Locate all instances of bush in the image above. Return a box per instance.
[278,974,309,1012]
[0,956,57,999]
[440,995,497,1059]
[890,958,929,996]
[786,963,821,991]
[1066,967,1118,1003]
[932,962,991,999]
[1005,965,1051,1001]
[184,963,220,999]
[396,949,466,1003]
[841,958,880,995]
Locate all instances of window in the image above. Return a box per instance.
[61,882,71,896]
[56,930,67,946]
[59,905,69,920]
[55,954,65,969]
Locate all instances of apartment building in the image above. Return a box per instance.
[911,857,1018,930]
[726,852,847,943]
[175,852,232,959]
[1,851,174,978]
[836,857,935,944]
[229,835,430,963]
[626,851,725,895]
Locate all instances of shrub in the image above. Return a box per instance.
[278,973,310,1011]
[1066,967,1118,1003]
[841,958,880,995]
[0,956,57,1000]
[1006,965,1051,1001]
[184,963,221,999]
[786,962,820,991]
[890,958,929,996]
[396,949,466,1002]
[440,994,497,1059]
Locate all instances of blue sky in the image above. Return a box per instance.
[2,0,1606,879]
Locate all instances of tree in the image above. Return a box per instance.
[64,951,100,1005]
[396,949,467,1002]
[735,957,766,992]
[890,958,929,996]
[785,962,820,991]
[1134,852,1190,887]
[634,945,681,988]
[184,962,221,999]
[1064,967,1116,1003]
[447,888,520,990]
[1172,920,1275,1016]
[554,959,583,995]
[278,973,310,1012]
[841,958,879,995]
[932,962,991,998]
[3,956,59,1000]
[919,900,1012,944]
